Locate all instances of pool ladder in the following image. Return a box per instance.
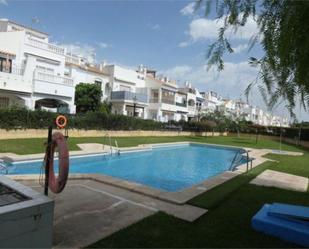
[0,160,8,175]
[229,149,252,172]
[114,140,120,156]
[103,135,120,156]
[103,134,113,155]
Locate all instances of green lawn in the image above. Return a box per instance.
[0,134,302,155]
[0,134,308,247]
[86,138,309,248]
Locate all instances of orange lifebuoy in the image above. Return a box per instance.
[55,115,67,129]
[48,132,69,193]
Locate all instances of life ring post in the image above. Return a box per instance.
[55,115,67,129]
[44,125,53,196]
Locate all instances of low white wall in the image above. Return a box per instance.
[0,129,227,140]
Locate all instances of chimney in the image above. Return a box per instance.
[100,61,106,71]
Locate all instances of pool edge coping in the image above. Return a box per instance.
[5,141,277,205]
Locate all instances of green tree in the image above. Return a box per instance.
[75,83,102,113]
[196,0,309,116]
[99,100,112,114]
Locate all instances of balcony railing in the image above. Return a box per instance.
[188,106,196,112]
[111,91,148,103]
[26,37,65,55]
[161,98,175,105]
[0,66,24,76]
[34,71,74,86]
[65,55,80,65]
[176,102,187,107]
[149,98,159,103]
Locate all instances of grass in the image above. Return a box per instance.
[87,140,309,248]
[90,186,309,248]
[1,134,308,247]
[0,134,302,155]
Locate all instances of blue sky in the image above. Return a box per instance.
[0,0,307,121]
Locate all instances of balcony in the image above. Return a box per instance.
[34,71,73,86]
[149,98,159,103]
[65,55,80,65]
[161,98,175,105]
[0,66,24,76]
[111,91,148,103]
[176,102,187,107]
[25,37,65,55]
[33,71,74,98]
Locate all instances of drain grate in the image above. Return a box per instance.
[0,183,29,207]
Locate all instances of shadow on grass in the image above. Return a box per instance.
[188,162,272,209]
[231,139,254,145]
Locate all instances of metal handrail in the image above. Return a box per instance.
[115,140,120,155]
[0,162,8,174]
[230,149,252,172]
[103,134,113,155]
[229,149,245,171]
[229,150,241,171]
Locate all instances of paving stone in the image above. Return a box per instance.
[250,169,308,192]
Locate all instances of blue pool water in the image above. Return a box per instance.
[7,144,244,192]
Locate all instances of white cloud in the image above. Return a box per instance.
[190,16,258,41]
[97,42,111,49]
[147,24,160,30]
[160,65,192,79]
[232,44,248,54]
[0,0,8,5]
[179,15,259,47]
[178,41,190,48]
[161,62,261,103]
[180,2,196,16]
[151,24,160,30]
[61,43,96,63]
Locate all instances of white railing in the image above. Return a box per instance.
[0,66,24,76]
[188,106,195,112]
[65,55,80,65]
[34,71,74,86]
[26,37,65,55]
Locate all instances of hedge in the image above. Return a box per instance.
[0,108,164,131]
[1,108,309,141]
[0,108,221,132]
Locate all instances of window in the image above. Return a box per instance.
[0,97,9,109]
[94,80,102,88]
[0,57,12,73]
[36,65,54,74]
[119,85,131,91]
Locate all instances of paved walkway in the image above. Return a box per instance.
[250,169,309,192]
[18,178,206,248]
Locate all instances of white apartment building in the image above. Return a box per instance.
[146,70,183,122]
[0,19,75,113]
[200,91,222,113]
[0,19,289,126]
[65,54,110,101]
[102,64,149,118]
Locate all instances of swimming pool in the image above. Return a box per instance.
[7,144,246,192]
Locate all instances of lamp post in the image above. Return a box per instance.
[133,95,137,117]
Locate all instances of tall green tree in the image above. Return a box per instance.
[75,83,102,113]
[196,0,309,116]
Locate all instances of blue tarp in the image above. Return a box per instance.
[252,203,309,247]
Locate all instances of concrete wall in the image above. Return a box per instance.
[0,129,227,140]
